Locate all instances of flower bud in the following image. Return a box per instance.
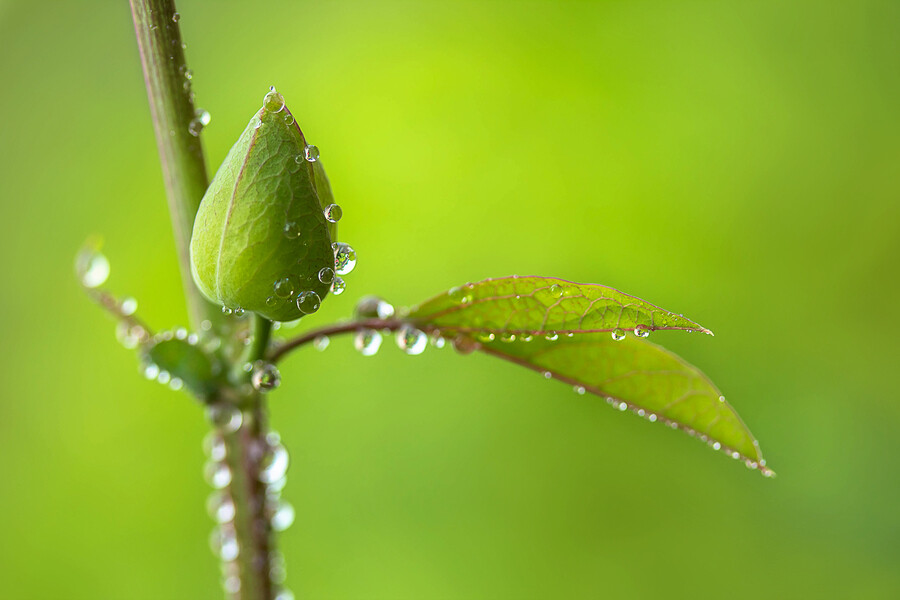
[190,89,334,321]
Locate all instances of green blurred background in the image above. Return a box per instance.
[1,0,898,598]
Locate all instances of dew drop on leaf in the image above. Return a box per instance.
[634,325,650,338]
[318,267,335,284]
[77,249,110,288]
[206,491,235,523]
[333,242,357,275]
[296,290,321,314]
[274,275,298,298]
[283,221,301,239]
[303,144,320,162]
[323,203,342,223]
[611,328,626,341]
[259,438,290,483]
[203,461,232,489]
[270,500,295,532]
[263,88,285,113]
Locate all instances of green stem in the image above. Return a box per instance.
[129,0,224,334]
[130,3,277,599]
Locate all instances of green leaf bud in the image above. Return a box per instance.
[190,88,334,321]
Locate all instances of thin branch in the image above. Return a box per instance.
[85,287,154,340]
[269,318,407,363]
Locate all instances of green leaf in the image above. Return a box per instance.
[190,89,333,321]
[407,276,712,336]
[406,276,770,476]
[142,335,223,398]
[312,160,338,243]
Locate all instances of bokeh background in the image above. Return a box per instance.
[1,0,898,598]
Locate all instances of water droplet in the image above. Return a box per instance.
[648,414,657,422]
[396,325,427,355]
[618,402,628,411]
[333,242,357,275]
[184,68,193,80]
[188,118,203,136]
[120,297,138,315]
[303,144,319,162]
[283,221,301,239]
[264,89,285,113]
[330,276,345,295]
[634,325,650,338]
[270,500,295,531]
[323,203,342,223]
[549,283,564,298]
[204,461,232,489]
[77,249,110,288]
[194,109,211,128]
[207,405,243,434]
[169,377,184,391]
[500,332,517,343]
[294,154,305,165]
[296,290,321,314]
[207,491,235,523]
[574,385,586,395]
[318,267,335,284]
[520,334,533,342]
[274,590,295,600]
[172,12,181,22]
[718,395,726,403]
[259,440,289,484]
[283,113,294,125]
[222,306,233,315]
[157,370,171,385]
[313,335,330,351]
[203,431,226,461]
[544,332,559,341]
[712,442,721,451]
[143,363,159,380]
[354,329,382,356]
[430,333,446,349]
[542,371,552,379]
[274,275,298,298]
[265,296,280,308]
[233,307,244,317]
[175,327,188,340]
[451,335,478,354]
[251,362,281,391]
[210,525,239,561]
[448,286,472,304]
[611,328,626,341]
[474,331,495,343]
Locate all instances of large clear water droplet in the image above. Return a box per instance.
[323,204,342,223]
[396,325,427,355]
[274,275,298,298]
[318,267,335,284]
[611,328,626,341]
[333,242,357,275]
[304,144,319,162]
[251,362,281,391]
[313,335,330,351]
[634,325,650,338]
[296,290,321,314]
[264,88,285,113]
[354,329,382,356]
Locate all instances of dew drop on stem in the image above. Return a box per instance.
[354,329,382,356]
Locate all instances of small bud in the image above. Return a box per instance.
[190,89,335,321]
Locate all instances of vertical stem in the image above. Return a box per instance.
[129,0,224,333]
[130,2,277,599]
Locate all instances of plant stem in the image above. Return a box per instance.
[129,0,224,334]
[130,2,277,598]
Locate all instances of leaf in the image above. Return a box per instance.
[406,276,771,476]
[407,276,712,336]
[312,160,338,243]
[142,335,224,398]
[190,89,333,321]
